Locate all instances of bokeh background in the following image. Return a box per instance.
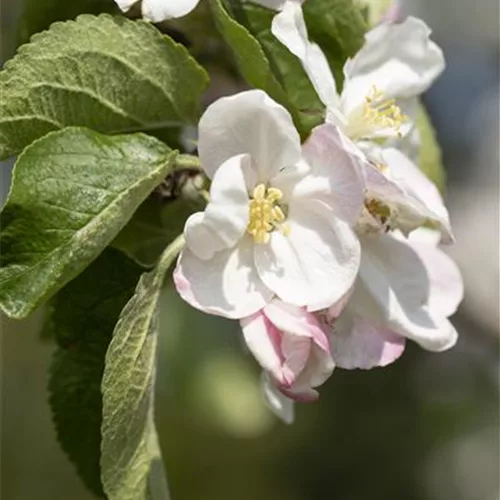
[1,0,499,499]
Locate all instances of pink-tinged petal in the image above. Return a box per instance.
[407,229,464,318]
[279,384,318,402]
[280,334,312,387]
[142,0,199,20]
[184,154,251,260]
[341,17,445,116]
[382,1,402,23]
[289,123,366,224]
[261,372,295,424]
[332,309,405,369]
[264,300,329,349]
[174,236,273,319]
[279,343,334,401]
[198,90,301,181]
[352,233,457,351]
[382,148,454,242]
[254,206,360,311]
[271,2,340,109]
[263,300,333,388]
[241,312,286,385]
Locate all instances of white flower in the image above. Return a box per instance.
[174,90,364,319]
[329,228,463,369]
[241,299,334,416]
[360,147,454,241]
[114,0,201,21]
[272,6,452,240]
[114,0,301,23]
[273,7,444,143]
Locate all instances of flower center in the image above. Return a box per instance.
[247,183,289,244]
[356,197,393,235]
[345,86,408,141]
[363,86,407,138]
[365,198,392,224]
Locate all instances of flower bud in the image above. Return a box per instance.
[240,299,334,403]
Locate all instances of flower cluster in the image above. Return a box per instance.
[128,0,463,422]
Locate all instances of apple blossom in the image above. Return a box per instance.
[272,8,444,144]
[271,6,452,240]
[329,228,463,369]
[113,0,201,21]
[174,90,364,319]
[241,299,334,403]
[113,0,302,23]
[360,147,454,241]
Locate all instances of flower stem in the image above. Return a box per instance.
[175,154,202,171]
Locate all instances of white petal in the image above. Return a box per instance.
[271,1,340,109]
[114,0,138,12]
[198,90,301,180]
[332,308,406,369]
[254,206,360,311]
[264,300,329,348]
[261,372,295,424]
[307,344,334,387]
[407,230,463,318]
[295,123,366,224]
[184,212,229,261]
[382,148,454,242]
[326,286,354,319]
[185,154,251,260]
[280,343,334,401]
[280,333,312,386]
[341,17,444,117]
[406,226,440,246]
[174,236,273,319]
[241,311,285,384]
[353,233,457,351]
[142,0,200,20]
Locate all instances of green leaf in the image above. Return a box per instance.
[209,0,322,138]
[0,127,177,319]
[17,0,118,47]
[304,0,367,84]
[101,235,185,500]
[0,14,209,159]
[47,248,143,497]
[416,104,446,193]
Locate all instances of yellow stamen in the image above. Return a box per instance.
[363,85,408,137]
[365,198,392,228]
[247,183,289,243]
[374,161,389,173]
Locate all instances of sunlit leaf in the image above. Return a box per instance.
[0,127,176,318]
[0,14,208,159]
[101,236,185,500]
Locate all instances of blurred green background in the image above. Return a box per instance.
[1,0,499,499]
